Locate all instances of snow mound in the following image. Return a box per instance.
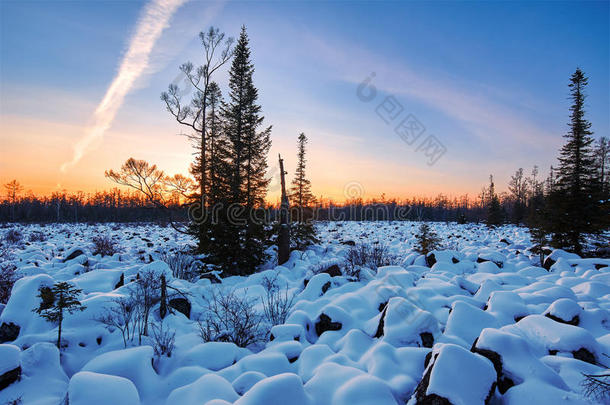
[68,371,140,405]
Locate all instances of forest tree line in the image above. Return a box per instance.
[1,25,608,272]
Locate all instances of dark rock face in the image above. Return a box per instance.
[544,313,579,326]
[114,273,125,290]
[321,281,331,294]
[476,257,503,269]
[471,339,514,395]
[340,240,356,246]
[413,353,453,405]
[169,298,191,319]
[0,366,21,390]
[63,249,85,262]
[542,256,556,271]
[315,314,342,337]
[420,332,434,348]
[321,264,342,277]
[0,323,20,343]
[572,348,596,365]
[426,253,437,268]
[374,307,388,338]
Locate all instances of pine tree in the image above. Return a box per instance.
[289,133,318,250]
[486,175,503,226]
[414,222,442,255]
[508,168,526,224]
[550,68,600,254]
[215,26,272,275]
[161,27,234,249]
[34,282,86,349]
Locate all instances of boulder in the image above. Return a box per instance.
[412,344,496,405]
[169,298,191,319]
[63,248,85,262]
[0,344,21,390]
[315,314,342,337]
[0,322,20,343]
[321,265,341,277]
[0,367,20,390]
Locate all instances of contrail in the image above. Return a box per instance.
[61,0,189,172]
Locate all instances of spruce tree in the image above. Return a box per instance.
[289,133,318,250]
[550,68,600,254]
[216,26,272,275]
[34,282,86,349]
[486,175,503,226]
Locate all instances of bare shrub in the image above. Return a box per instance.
[344,243,397,279]
[0,263,17,304]
[261,273,295,326]
[132,271,161,343]
[4,229,23,245]
[29,231,47,242]
[96,296,138,348]
[159,251,200,281]
[581,372,609,403]
[197,288,265,347]
[92,235,119,257]
[150,322,175,358]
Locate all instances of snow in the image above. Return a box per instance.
[425,344,496,405]
[234,373,311,405]
[1,221,608,404]
[68,371,141,405]
[166,374,239,405]
[0,344,20,374]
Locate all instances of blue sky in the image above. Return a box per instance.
[1,0,608,201]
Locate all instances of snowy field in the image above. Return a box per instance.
[1,221,609,405]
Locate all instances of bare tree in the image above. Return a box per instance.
[4,180,23,221]
[161,27,234,213]
[105,158,194,233]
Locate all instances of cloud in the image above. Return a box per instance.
[61,0,189,172]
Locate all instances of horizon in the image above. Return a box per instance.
[1,0,609,203]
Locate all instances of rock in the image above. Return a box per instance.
[420,332,434,348]
[413,344,496,405]
[426,253,437,267]
[321,281,331,294]
[374,307,387,338]
[542,256,555,271]
[0,323,20,343]
[0,344,21,390]
[572,348,596,365]
[321,264,341,277]
[315,313,342,337]
[169,298,191,319]
[341,240,356,246]
[0,367,20,390]
[544,313,579,326]
[63,249,85,262]
[114,273,125,290]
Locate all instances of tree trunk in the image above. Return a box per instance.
[278,154,290,265]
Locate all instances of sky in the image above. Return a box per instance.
[1,0,608,203]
